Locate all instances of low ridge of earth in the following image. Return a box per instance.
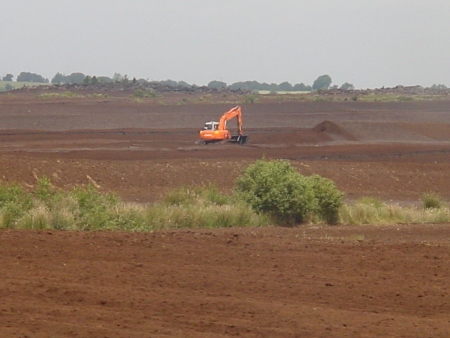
[1,89,450,337]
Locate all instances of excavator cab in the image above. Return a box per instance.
[203,121,219,130]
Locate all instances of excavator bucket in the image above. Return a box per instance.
[229,135,249,145]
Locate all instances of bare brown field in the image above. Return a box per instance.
[1,90,450,337]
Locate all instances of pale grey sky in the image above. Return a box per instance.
[1,0,449,88]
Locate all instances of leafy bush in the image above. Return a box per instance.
[309,174,343,224]
[236,159,315,224]
[69,185,120,230]
[236,159,344,225]
[0,184,33,228]
[422,192,443,209]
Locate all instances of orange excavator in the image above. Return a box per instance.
[198,105,249,145]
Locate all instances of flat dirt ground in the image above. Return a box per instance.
[1,89,450,337]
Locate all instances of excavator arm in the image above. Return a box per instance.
[218,106,243,135]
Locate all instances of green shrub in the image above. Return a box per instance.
[69,185,120,230]
[236,159,344,225]
[244,95,257,104]
[357,196,385,208]
[0,184,34,228]
[162,184,230,207]
[34,177,56,201]
[397,96,415,102]
[309,174,343,224]
[236,159,317,224]
[422,192,443,209]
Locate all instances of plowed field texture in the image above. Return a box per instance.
[1,88,450,337]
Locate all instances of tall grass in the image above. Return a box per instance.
[1,179,449,231]
[0,180,269,231]
[340,196,450,225]
[35,92,82,98]
[422,192,444,209]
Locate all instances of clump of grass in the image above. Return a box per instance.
[340,197,450,225]
[87,93,109,99]
[162,185,230,207]
[396,96,415,102]
[155,185,268,229]
[145,203,268,230]
[421,192,444,209]
[36,92,82,99]
[243,95,257,104]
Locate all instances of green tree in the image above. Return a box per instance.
[340,82,354,90]
[293,83,311,92]
[312,74,332,90]
[278,81,293,91]
[51,73,64,84]
[2,74,13,81]
[97,76,113,84]
[229,80,268,91]
[160,79,177,87]
[207,80,227,89]
[177,80,191,87]
[17,72,48,83]
[83,75,92,85]
[112,73,122,82]
[268,83,279,92]
[431,84,447,90]
[65,72,85,84]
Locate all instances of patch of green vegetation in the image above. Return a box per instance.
[396,96,416,102]
[422,192,444,210]
[0,180,269,231]
[339,197,449,225]
[355,94,436,102]
[133,89,156,99]
[243,94,258,104]
[0,81,48,92]
[36,92,83,99]
[1,164,449,231]
[87,93,109,99]
[236,159,343,225]
[178,98,190,105]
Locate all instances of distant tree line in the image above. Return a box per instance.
[1,72,49,83]
[0,71,350,91]
[1,71,449,93]
[208,75,357,92]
